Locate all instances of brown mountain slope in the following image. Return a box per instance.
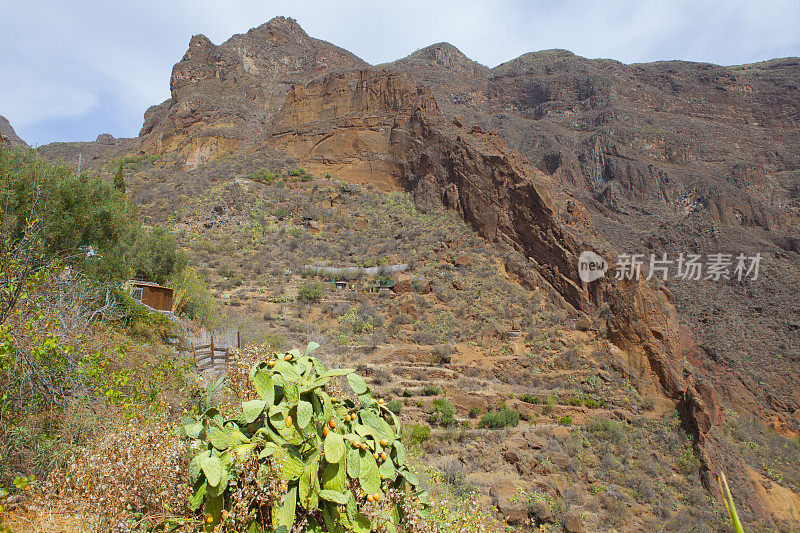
[35,17,800,529]
[386,42,800,431]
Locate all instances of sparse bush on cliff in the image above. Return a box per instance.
[478,407,519,430]
[297,281,324,302]
[428,399,456,428]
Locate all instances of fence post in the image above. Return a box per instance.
[210,335,216,366]
[237,330,241,350]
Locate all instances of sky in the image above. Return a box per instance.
[2,0,799,146]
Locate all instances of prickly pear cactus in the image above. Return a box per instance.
[180,342,426,532]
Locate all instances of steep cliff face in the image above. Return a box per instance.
[388,104,722,488]
[383,42,800,441]
[138,17,367,168]
[266,69,439,190]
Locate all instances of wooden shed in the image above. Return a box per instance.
[129,280,174,312]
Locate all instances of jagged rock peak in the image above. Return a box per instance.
[0,115,27,147]
[224,16,316,49]
[252,16,306,35]
[404,42,482,68]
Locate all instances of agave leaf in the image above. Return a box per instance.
[200,455,223,487]
[347,373,368,395]
[322,461,346,492]
[297,400,314,429]
[272,484,297,531]
[324,431,345,464]
[299,452,320,509]
[252,370,274,404]
[347,448,361,479]
[200,376,225,414]
[305,341,321,355]
[379,457,396,481]
[242,399,266,423]
[359,452,380,494]
[359,410,395,444]
[319,489,349,505]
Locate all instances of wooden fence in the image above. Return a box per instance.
[167,330,240,371]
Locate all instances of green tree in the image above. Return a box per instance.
[0,146,184,284]
[113,162,125,193]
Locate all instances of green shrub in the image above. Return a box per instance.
[585,399,601,409]
[250,169,276,184]
[288,168,306,177]
[387,399,403,414]
[421,385,440,397]
[429,399,456,427]
[409,423,431,445]
[168,268,220,326]
[469,407,482,418]
[297,281,324,302]
[180,342,426,532]
[478,408,519,429]
[543,394,558,414]
[0,146,185,284]
[559,415,573,426]
[520,393,540,404]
